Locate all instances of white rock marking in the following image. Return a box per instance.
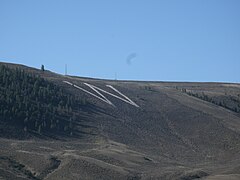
[63,81,139,108]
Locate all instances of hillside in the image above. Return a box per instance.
[0,62,240,180]
[0,64,88,139]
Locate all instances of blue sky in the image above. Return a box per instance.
[0,0,240,82]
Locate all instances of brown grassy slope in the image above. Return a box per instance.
[0,62,240,179]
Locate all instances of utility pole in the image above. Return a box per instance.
[65,64,67,75]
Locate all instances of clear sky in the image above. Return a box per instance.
[0,0,240,82]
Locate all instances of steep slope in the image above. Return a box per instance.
[0,62,240,179]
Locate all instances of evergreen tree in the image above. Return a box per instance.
[41,65,45,71]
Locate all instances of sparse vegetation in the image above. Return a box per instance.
[178,87,240,113]
[0,64,85,137]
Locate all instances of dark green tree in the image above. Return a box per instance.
[41,65,45,71]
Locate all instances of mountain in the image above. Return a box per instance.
[0,62,240,180]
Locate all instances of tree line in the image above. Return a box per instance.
[177,87,240,113]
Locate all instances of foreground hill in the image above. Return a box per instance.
[0,62,240,180]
